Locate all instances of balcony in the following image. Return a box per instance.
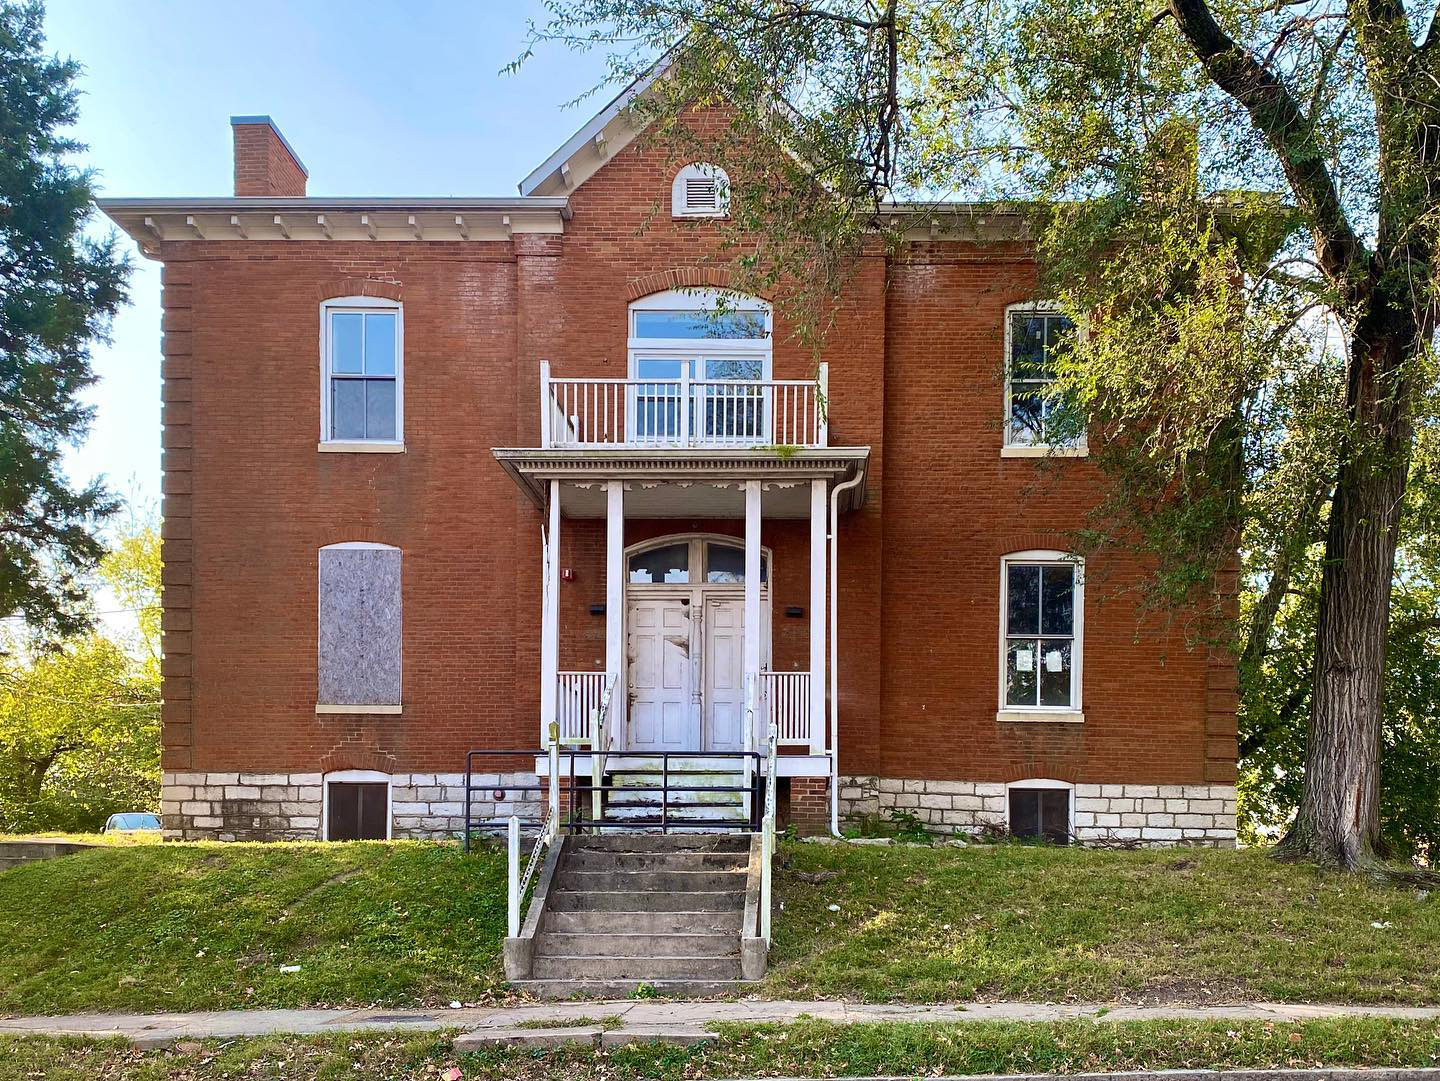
[540,361,828,450]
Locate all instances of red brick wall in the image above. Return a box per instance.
[155,118,1235,788]
[232,121,307,197]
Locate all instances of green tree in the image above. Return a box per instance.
[1242,429,1440,863]
[0,521,160,832]
[1,0,128,637]
[523,0,1440,871]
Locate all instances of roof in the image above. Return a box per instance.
[96,196,572,257]
[518,53,673,197]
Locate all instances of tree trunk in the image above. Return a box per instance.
[1278,302,1417,869]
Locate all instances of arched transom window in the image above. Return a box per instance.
[627,536,769,586]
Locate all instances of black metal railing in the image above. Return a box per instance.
[462,747,769,850]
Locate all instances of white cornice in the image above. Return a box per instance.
[96,197,570,259]
[492,446,870,514]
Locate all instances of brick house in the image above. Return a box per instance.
[99,90,1239,847]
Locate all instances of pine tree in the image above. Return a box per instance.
[0,0,129,635]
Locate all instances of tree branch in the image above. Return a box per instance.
[1167,0,1367,282]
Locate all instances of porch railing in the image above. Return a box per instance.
[761,670,814,747]
[556,670,613,744]
[540,361,828,449]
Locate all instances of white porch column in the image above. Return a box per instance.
[605,480,625,744]
[744,480,762,747]
[809,479,827,754]
[540,480,560,743]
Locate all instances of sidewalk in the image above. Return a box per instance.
[3,1000,1440,1049]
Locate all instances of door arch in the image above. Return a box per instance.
[623,534,772,752]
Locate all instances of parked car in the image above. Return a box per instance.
[102,812,162,833]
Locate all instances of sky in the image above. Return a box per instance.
[44,0,613,517]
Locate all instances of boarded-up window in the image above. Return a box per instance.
[318,544,401,707]
[327,782,388,840]
[1009,787,1071,844]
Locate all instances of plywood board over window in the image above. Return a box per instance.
[317,543,402,711]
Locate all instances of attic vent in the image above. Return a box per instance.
[672,163,729,218]
[685,176,719,212]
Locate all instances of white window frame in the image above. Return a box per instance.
[1002,302,1087,458]
[316,541,403,714]
[627,290,773,444]
[671,162,730,218]
[997,550,1084,723]
[321,768,393,841]
[1004,778,1075,840]
[319,296,405,453]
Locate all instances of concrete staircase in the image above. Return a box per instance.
[511,833,759,998]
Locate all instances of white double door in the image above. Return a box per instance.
[626,591,754,752]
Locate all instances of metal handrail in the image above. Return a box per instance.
[466,739,769,853]
[760,726,779,945]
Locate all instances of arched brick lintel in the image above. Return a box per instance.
[627,266,769,301]
[317,277,403,302]
[318,748,397,775]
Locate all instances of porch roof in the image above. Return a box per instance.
[492,446,869,518]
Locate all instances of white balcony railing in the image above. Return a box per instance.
[556,670,612,744]
[540,361,828,449]
[761,669,814,747]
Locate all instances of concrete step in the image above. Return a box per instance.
[569,834,750,853]
[511,977,756,1000]
[544,908,744,934]
[565,849,748,872]
[603,802,748,820]
[605,756,752,773]
[530,954,743,981]
[605,792,748,810]
[556,868,748,892]
[535,932,739,958]
[547,888,744,913]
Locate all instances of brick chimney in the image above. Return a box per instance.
[230,115,308,197]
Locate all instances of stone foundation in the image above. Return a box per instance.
[160,770,541,842]
[838,776,1237,847]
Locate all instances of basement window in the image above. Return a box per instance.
[1007,783,1072,844]
[325,774,391,840]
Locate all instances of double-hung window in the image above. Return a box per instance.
[322,299,402,447]
[1005,305,1082,452]
[1000,552,1082,719]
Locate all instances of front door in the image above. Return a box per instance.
[626,596,697,751]
[703,597,746,750]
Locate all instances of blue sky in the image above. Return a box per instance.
[45,0,611,516]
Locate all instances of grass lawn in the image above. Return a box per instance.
[0,841,508,1015]
[2,838,1438,1015]
[4,1018,1440,1080]
[762,842,1440,1003]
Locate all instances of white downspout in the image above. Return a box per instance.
[828,470,865,838]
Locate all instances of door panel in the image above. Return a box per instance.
[704,597,746,751]
[627,598,697,751]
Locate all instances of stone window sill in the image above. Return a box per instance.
[316,703,402,715]
[318,441,406,454]
[996,709,1085,724]
[1000,443,1089,459]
